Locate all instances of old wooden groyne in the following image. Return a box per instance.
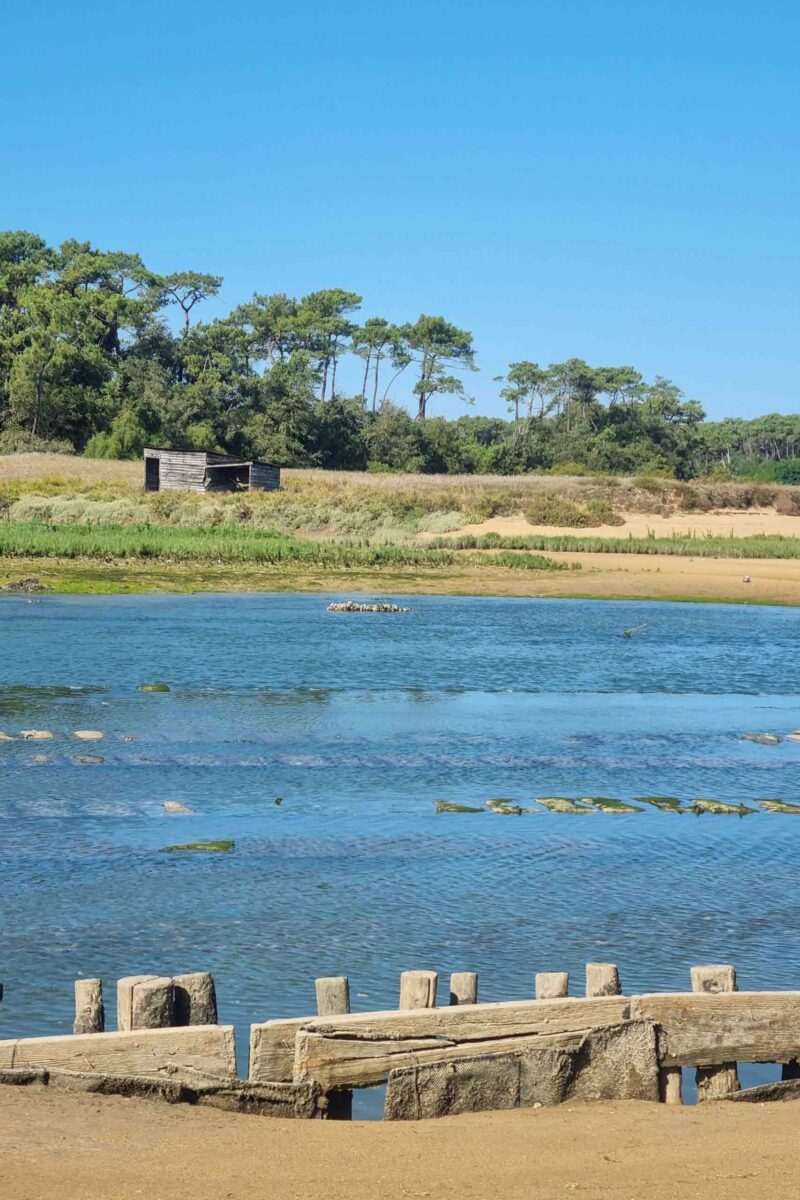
[2,963,800,1119]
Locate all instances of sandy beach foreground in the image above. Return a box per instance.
[2,1087,797,1200]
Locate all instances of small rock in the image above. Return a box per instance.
[138,682,171,693]
[739,732,781,745]
[20,730,53,740]
[74,730,104,741]
[163,801,194,814]
[74,755,105,764]
[32,754,51,764]
[0,732,15,742]
[3,578,49,593]
[742,576,751,583]
[327,601,413,613]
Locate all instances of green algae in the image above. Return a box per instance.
[138,682,171,693]
[434,801,485,814]
[534,797,595,814]
[689,798,757,816]
[161,839,235,852]
[485,798,538,815]
[579,796,643,814]
[635,796,686,812]
[757,799,800,814]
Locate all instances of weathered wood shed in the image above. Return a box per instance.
[143,448,280,493]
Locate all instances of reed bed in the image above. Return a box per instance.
[0,521,571,571]
[426,532,800,559]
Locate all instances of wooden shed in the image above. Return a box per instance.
[143,448,280,493]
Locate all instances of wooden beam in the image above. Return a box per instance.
[586,963,621,997]
[0,1026,236,1083]
[315,978,350,1018]
[249,1018,310,1084]
[536,972,569,1000]
[73,979,104,1035]
[630,992,800,1066]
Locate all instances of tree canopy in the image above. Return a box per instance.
[0,229,796,479]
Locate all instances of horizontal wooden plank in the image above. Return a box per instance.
[301,996,631,1043]
[630,992,800,1066]
[292,997,631,1089]
[0,1025,236,1084]
[295,1029,589,1089]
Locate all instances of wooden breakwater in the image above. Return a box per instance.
[2,963,800,1119]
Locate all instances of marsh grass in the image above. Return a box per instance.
[0,521,572,571]
[427,532,800,559]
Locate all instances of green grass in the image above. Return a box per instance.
[0,521,573,572]
[427,532,800,559]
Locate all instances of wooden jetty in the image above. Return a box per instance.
[3,963,800,1120]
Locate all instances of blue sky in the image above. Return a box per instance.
[3,0,798,420]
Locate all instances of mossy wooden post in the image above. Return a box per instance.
[691,965,740,1098]
[449,972,478,1005]
[585,963,621,997]
[536,972,569,1000]
[73,978,104,1034]
[399,970,438,1010]
[173,972,218,1025]
[316,976,352,1120]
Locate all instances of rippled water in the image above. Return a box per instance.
[2,593,800,1103]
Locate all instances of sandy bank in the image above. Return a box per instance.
[440,507,800,540]
[2,553,799,604]
[2,1086,798,1200]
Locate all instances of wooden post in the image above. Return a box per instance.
[173,972,218,1025]
[117,975,158,1032]
[691,964,740,1098]
[315,976,350,1018]
[316,976,351,1119]
[659,1065,683,1105]
[449,972,478,1005]
[585,963,621,997]
[131,977,175,1029]
[73,978,104,1034]
[536,972,569,1000]
[399,970,438,1010]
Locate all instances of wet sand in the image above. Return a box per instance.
[454,508,800,540]
[2,1086,798,1200]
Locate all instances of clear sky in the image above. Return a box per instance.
[3,0,798,420]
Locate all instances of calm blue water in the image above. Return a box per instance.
[2,593,800,1103]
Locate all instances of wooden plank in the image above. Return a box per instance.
[296,1029,590,1090]
[117,975,157,1032]
[173,973,218,1026]
[293,997,631,1089]
[302,995,630,1043]
[631,992,800,1066]
[249,1018,310,1083]
[0,1026,236,1083]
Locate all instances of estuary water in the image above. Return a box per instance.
[2,593,800,1103]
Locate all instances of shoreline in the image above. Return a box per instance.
[2,1086,798,1200]
[2,552,799,605]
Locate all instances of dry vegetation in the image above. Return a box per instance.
[1,455,800,544]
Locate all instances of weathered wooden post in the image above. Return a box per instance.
[131,977,175,1029]
[691,964,740,1098]
[449,972,478,1005]
[399,970,438,1010]
[316,976,352,1119]
[73,978,104,1034]
[117,975,158,1031]
[117,974,176,1031]
[173,972,218,1025]
[536,972,569,999]
[585,963,621,997]
[315,976,350,1018]
[659,1067,683,1105]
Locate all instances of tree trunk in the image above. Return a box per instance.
[361,353,371,402]
[372,351,382,412]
